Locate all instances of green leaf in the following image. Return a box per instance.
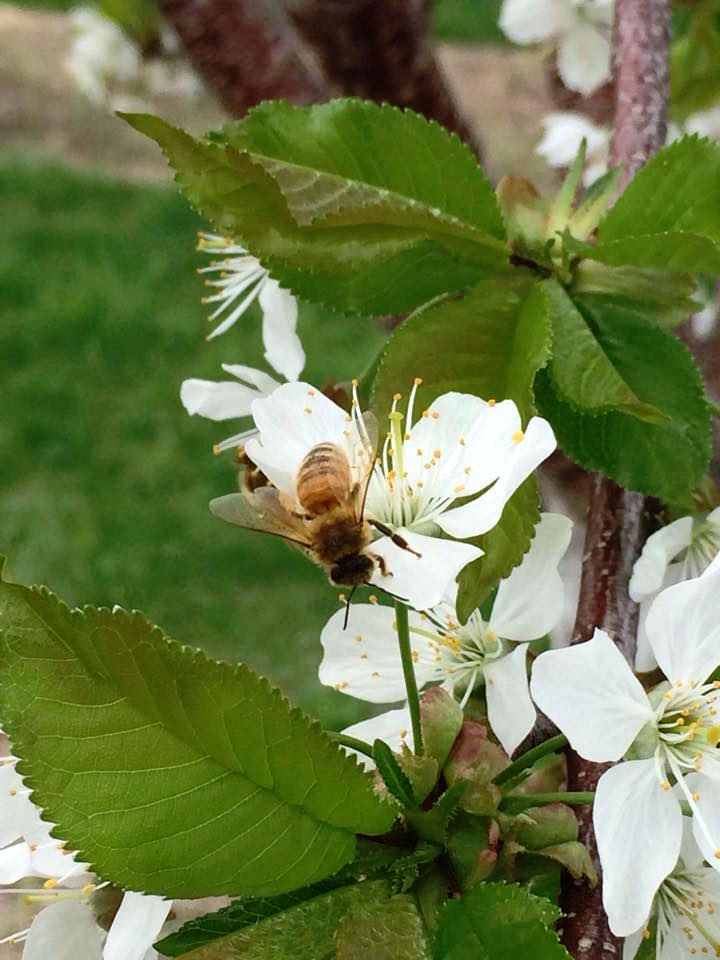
[122,101,508,315]
[407,783,466,845]
[335,892,432,960]
[0,566,395,898]
[371,275,551,617]
[590,136,720,272]
[373,739,417,807]
[536,296,711,502]
[542,279,666,423]
[162,880,391,959]
[435,882,571,960]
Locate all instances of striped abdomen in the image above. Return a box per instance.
[296,443,352,516]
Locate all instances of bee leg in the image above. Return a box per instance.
[371,553,393,578]
[291,509,314,521]
[367,519,422,558]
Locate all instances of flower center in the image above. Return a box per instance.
[658,867,720,956]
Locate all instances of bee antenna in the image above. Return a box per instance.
[343,585,357,631]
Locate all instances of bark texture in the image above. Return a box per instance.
[560,1,670,957]
[158,0,330,115]
[286,0,481,156]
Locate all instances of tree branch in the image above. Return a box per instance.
[158,0,331,116]
[560,1,670,957]
[285,0,482,157]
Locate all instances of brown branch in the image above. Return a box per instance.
[560,1,670,957]
[158,0,331,116]
[285,0,482,158]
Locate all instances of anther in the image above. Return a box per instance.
[414,377,423,385]
[433,449,442,459]
[393,393,402,401]
[488,398,496,406]
[369,595,378,604]
[43,879,59,890]
[303,407,312,414]
[431,412,440,419]
[512,430,525,443]
[352,378,359,386]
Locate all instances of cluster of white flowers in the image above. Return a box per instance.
[65,7,201,112]
[0,747,173,957]
[499,0,614,95]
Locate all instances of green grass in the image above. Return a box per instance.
[0,149,389,728]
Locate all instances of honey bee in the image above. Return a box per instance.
[210,413,420,592]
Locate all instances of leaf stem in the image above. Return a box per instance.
[493,734,568,786]
[395,600,424,755]
[327,731,375,760]
[500,791,595,813]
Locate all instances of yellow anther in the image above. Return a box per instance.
[369,595,378,604]
[414,377,423,385]
[338,593,347,603]
[371,671,381,677]
[714,850,720,860]
[393,392,402,401]
[488,398,496,406]
[512,430,525,443]
[459,437,466,445]
[82,883,97,895]
[29,843,38,852]
[454,483,465,494]
[661,781,671,791]
[433,449,442,459]
[693,792,701,801]
[9,788,17,797]
[422,410,430,418]
[352,378,359,386]
[412,651,419,663]
[676,717,686,726]
[431,411,440,419]
[43,879,59,890]
[307,388,316,397]
[360,653,368,659]
[642,929,651,940]
[303,406,313,414]
[355,634,362,642]
[416,480,424,488]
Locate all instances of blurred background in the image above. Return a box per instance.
[1,0,561,737]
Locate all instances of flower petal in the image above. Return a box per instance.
[530,628,653,761]
[221,363,280,395]
[536,112,609,167]
[22,900,103,960]
[629,517,694,602]
[342,706,414,769]
[490,512,573,642]
[499,0,575,43]
[594,758,682,936]
[180,378,259,422]
[245,382,349,495]
[369,531,483,611]
[0,841,32,883]
[683,774,720,872]
[259,279,304,382]
[484,644,536,755]
[645,567,720,683]
[104,892,172,960]
[557,21,611,96]
[319,604,441,703]
[622,928,645,960]
[438,416,556,538]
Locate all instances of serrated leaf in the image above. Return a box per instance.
[122,102,508,315]
[164,880,390,959]
[407,783,466,845]
[588,136,720,272]
[335,892,431,960]
[0,567,395,898]
[536,296,711,502]
[371,276,550,617]
[435,882,570,960]
[373,739,417,807]
[542,279,666,423]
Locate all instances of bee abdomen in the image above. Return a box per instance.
[297,443,351,515]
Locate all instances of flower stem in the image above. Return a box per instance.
[500,791,595,813]
[327,731,375,761]
[395,600,424,756]
[493,734,568,787]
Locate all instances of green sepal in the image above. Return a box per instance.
[374,739,418,808]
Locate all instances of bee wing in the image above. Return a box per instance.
[354,410,380,520]
[209,488,311,548]
[360,410,378,458]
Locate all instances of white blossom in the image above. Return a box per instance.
[320,513,572,754]
[499,0,613,95]
[231,380,555,609]
[623,822,720,960]
[630,508,720,672]
[536,112,610,185]
[65,8,142,105]
[531,554,720,936]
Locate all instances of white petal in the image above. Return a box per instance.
[536,112,609,167]
[629,517,694,602]
[557,22,611,95]
[490,513,573,642]
[341,706,414,769]
[646,567,720,684]
[29,841,87,880]
[622,928,645,960]
[0,841,32,883]
[104,892,172,960]
[180,378,259,422]
[319,604,441,702]
[22,901,103,960]
[258,279,304,382]
[582,158,608,186]
[683,774,720,871]
[221,363,280,395]
[369,532,482,611]
[245,382,349,495]
[484,645,536,755]
[594,759,682,936]
[499,0,575,43]
[0,764,35,845]
[634,599,656,673]
[439,416,556,538]
[530,629,653,761]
